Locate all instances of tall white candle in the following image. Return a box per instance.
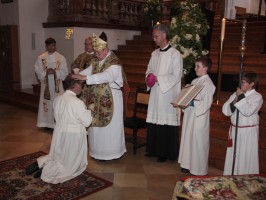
[221,18,226,40]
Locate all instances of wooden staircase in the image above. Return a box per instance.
[0,88,39,113]
[114,32,156,111]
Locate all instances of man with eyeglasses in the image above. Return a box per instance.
[145,24,183,162]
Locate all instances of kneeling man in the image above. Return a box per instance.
[26,75,92,184]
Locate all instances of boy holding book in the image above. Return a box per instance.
[178,56,215,175]
[223,72,263,175]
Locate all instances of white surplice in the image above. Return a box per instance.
[35,51,68,128]
[146,47,183,126]
[222,89,263,175]
[80,51,126,160]
[37,90,92,184]
[178,74,215,175]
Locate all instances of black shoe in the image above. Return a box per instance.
[44,127,53,131]
[157,157,167,162]
[181,168,190,173]
[34,168,43,178]
[112,156,122,161]
[25,161,39,175]
[145,153,154,158]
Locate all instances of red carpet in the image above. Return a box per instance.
[0,151,113,200]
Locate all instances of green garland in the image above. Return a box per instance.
[143,0,163,24]
[169,0,209,75]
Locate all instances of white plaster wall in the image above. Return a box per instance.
[234,0,249,9]
[72,28,141,58]
[44,28,74,73]
[248,0,265,15]
[234,0,265,15]
[44,27,141,73]
[0,0,141,89]
[18,0,48,88]
[0,0,19,25]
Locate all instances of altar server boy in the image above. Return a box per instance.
[178,56,216,175]
[223,72,263,175]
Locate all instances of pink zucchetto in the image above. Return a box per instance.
[146,73,156,87]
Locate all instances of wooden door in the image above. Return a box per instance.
[0,25,20,93]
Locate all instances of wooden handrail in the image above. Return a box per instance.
[46,0,147,29]
[45,0,219,29]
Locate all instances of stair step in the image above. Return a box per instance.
[125,67,146,75]
[210,58,266,65]
[210,52,266,61]
[210,45,262,52]
[118,45,156,51]
[126,40,155,46]
[210,65,266,74]
[212,31,264,37]
[0,89,39,113]
[133,35,153,40]
[121,57,149,64]
[211,42,263,49]
[123,62,147,68]
[114,50,151,58]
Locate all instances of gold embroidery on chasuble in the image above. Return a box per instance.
[71,52,93,70]
[86,52,122,127]
[73,53,94,105]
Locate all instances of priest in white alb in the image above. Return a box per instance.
[34,37,68,129]
[25,76,92,184]
[145,24,183,162]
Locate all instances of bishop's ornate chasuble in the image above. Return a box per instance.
[71,52,94,109]
[178,74,215,175]
[35,51,68,128]
[85,54,118,127]
[222,89,263,175]
[79,51,126,160]
[71,52,93,71]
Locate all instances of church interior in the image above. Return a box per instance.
[0,0,265,199]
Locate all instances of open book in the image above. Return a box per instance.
[171,85,204,108]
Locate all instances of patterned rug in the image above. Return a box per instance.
[0,151,113,200]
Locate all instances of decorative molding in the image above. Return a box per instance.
[1,0,13,3]
[42,21,143,30]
